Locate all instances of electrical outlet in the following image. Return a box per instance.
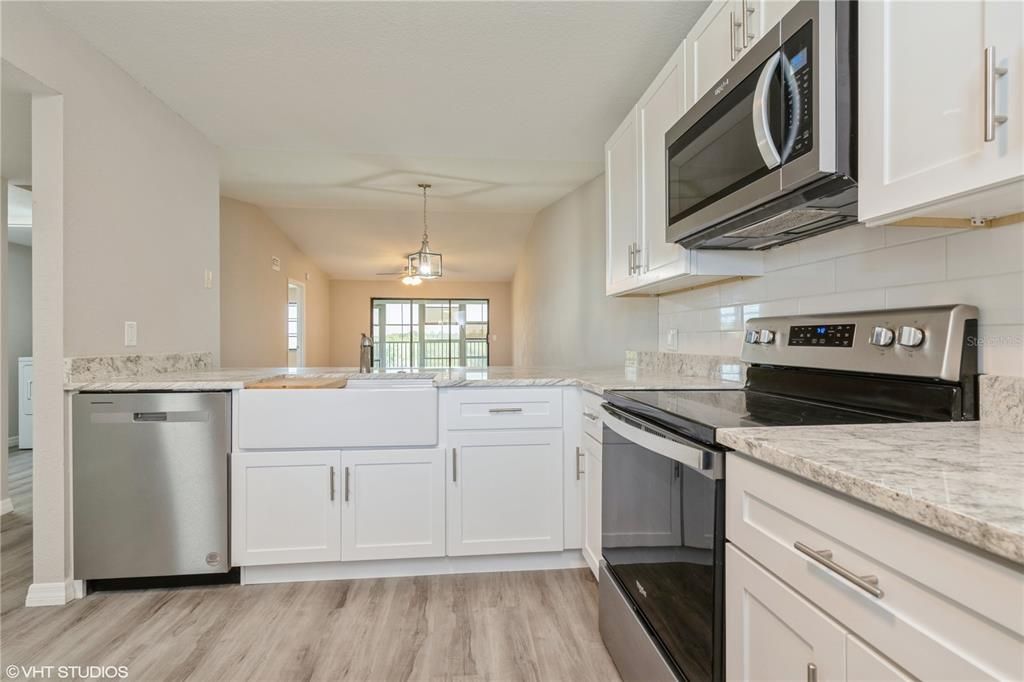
[124,321,138,347]
[204,270,213,289]
[666,328,679,351]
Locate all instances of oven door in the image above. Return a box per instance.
[600,404,724,682]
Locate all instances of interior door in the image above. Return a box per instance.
[341,448,445,561]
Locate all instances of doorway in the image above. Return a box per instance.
[6,185,33,454]
[287,280,305,368]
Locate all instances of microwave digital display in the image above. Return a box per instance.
[789,48,808,71]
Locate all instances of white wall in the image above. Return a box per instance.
[658,223,1024,376]
[512,174,658,367]
[6,243,31,439]
[2,3,221,360]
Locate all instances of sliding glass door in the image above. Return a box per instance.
[371,299,489,369]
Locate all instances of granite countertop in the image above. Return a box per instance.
[65,365,742,394]
[718,422,1024,566]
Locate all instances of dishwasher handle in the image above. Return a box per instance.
[133,412,168,422]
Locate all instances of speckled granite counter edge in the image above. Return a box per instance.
[717,427,1024,566]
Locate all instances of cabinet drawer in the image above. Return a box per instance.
[581,389,604,442]
[445,388,563,430]
[726,454,1024,681]
[238,387,437,449]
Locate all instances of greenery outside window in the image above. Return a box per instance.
[371,299,489,369]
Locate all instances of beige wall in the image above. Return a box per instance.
[220,197,331,367]
[513,174,659,367]
[330,280,513,367]
[3,3,221,360]
[6,243,31,438]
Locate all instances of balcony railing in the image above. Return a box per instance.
[378,339,488,369]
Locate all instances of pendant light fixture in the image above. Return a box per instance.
[404,183,443,284]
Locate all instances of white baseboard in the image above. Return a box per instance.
[242,550,588,586]
[25,580,76,607]
[0,498,13,515]
[7,436,17,448]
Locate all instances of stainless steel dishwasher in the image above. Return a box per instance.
[73,392,230,580]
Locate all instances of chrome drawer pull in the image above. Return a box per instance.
[489,407,524,414]
[582,410,599,422]
[794,541,884,599]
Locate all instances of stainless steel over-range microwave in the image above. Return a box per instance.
[665,0,856,250]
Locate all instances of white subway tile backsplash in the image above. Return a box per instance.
[946,224,1024,280]
[798,225,886,264]
[835,237,946,291]
[657,222,1024,377]
[885,273,1024,325]
[799,289,886,314]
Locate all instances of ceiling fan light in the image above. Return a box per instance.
[401,274,423,286]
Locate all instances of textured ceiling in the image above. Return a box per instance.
[40,1,710,278]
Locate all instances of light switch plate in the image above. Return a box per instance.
[271,256,281,272]
[666,328,679,351]
[204,270,213,289]
[124,321,138,347]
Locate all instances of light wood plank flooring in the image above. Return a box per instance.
[1,449,621,681]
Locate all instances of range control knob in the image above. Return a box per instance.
[757,329,776,344]
[897,326,925,347]
[745,329,760,344]
[869,326,895,347]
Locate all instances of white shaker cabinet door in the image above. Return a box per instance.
[446,429,564,556]
[639,42,688,279]
[340,448,445,561]
[606,108,641,295]
[846,635,914,682]
[582,436,602,579]
[231,450,342,566]
[726,544,846,682]
[859,0,1024,224]
[689,0,741,104]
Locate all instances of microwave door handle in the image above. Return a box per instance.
[779,56,802,162]
[752,51,782,169]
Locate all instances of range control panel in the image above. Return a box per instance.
[740,305,979,382]
[788,323,855,347]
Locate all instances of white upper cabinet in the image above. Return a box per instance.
[606,21,763,298]
[689,0,741,103]
[859,0,1024,225]
[640,43,688,278]
[605,108,641,295]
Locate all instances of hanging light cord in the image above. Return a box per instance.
[420,183,430,245]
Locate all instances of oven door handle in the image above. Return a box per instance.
[602,403,723,479]
[752,51,782,169]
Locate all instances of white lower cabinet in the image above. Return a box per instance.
[727,544,847,682]
[581,435,602,578]
[846,635,913,682]
[446,429,564,556]
[340,448,445,561]
[231,450,342,566]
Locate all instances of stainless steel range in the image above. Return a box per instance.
[598,305,979,682]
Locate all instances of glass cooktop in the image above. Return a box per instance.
[606,389,908,447]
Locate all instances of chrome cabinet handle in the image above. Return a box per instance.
[985,46,1009,142]
[575,447,585,480]
[489,407,524,414]
[628,243,636,275]
[583,410,599,422]
[343,466,350,502]
[742,0,754,47]
[330,466,336,501]
[794,541,884,598]
[452,448,458,483]
[806,663,817,682]
[730,11,737,60]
